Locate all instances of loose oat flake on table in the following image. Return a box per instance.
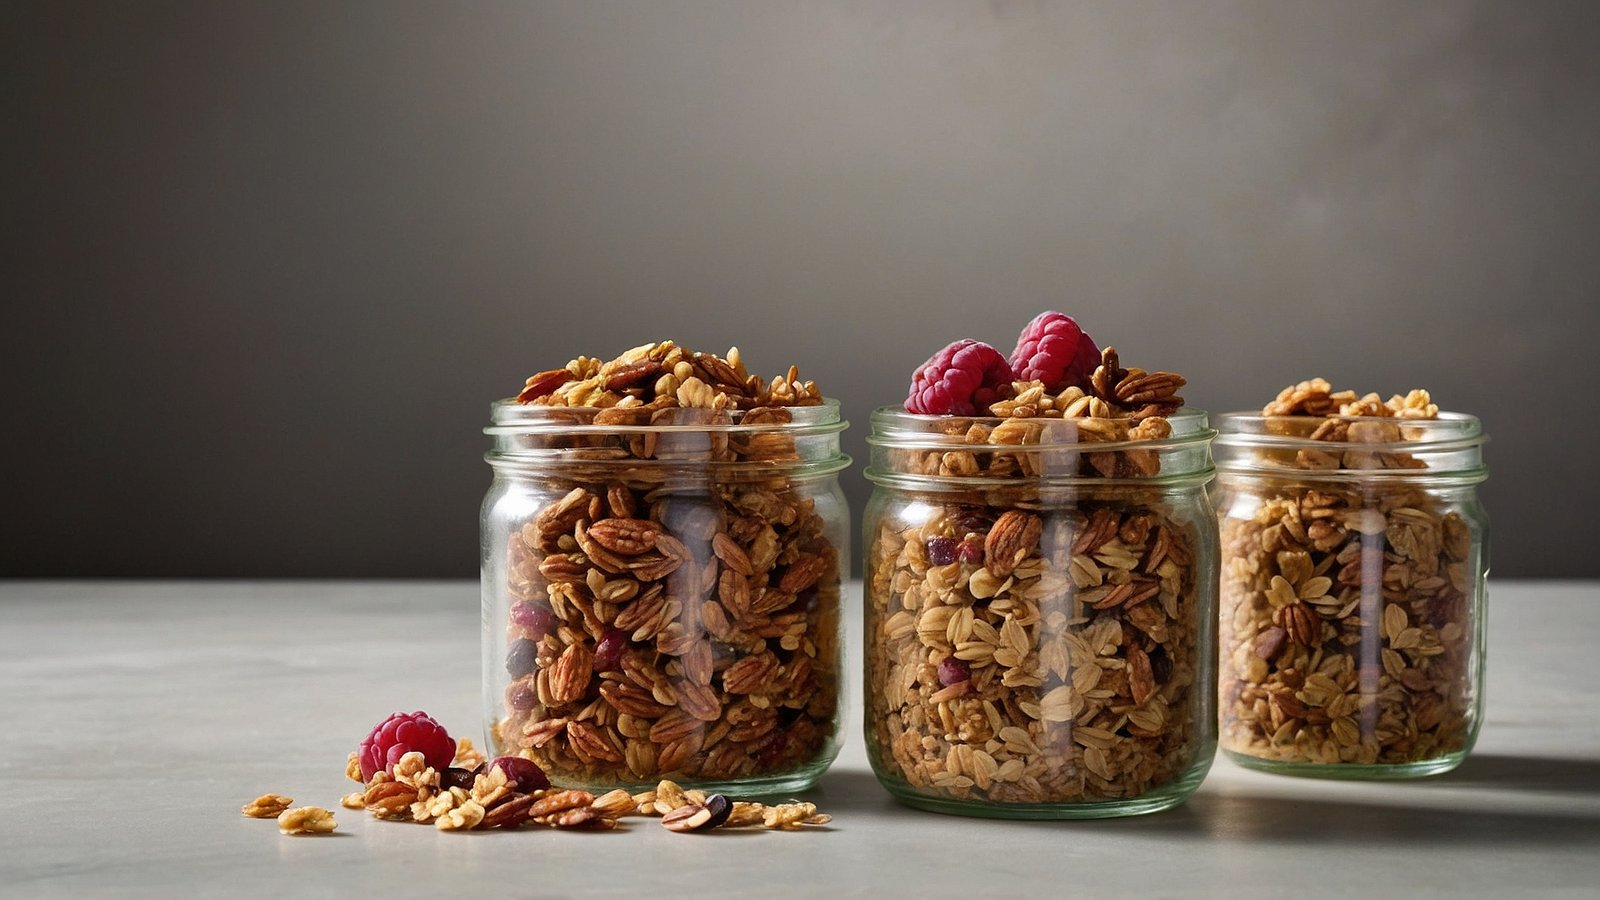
[868,312,1214,813]
[1216,380,1482,770]
[489,342,843,790]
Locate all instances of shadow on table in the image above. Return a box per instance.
[803,770,1600,849]
[1166,790,1600,848]
[1433,754,1600,794]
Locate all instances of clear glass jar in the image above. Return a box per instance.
[1214,412,1488,777]
[482,400,850,794]
[863,408,1219,818]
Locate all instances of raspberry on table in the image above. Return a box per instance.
[358,711,456,781]
[905,340,1016,416]
[1009,311,1100,392]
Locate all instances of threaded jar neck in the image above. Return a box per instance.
[1213,411,1486,484]
[865,406,1216,490]
[485,397,850,478]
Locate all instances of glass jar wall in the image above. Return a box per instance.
[483,400,850,794]
[863,408,1218,818]
[1214,412,1488,778]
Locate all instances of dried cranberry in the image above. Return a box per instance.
[506,638,539,677]
[509,601,553,638]
[504,679,538,711]
[754,729,789,768]
[489,755,551,792]
[957,537,984,564]
[950,505,995,534]
[593,628,628,672]
[357,711,455,781]
[937,656,971,686]
[926,537,959,566]
[1148,646,1173,685]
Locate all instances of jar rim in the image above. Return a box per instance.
[866,406,1215,452]
[1213,410,1487,482]
[485,397,850,477]
[864,406,1216,488]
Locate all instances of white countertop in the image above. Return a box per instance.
[2,580,1597,898]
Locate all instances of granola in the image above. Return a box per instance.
[867,347,1213,807]
[1217,382,1481,768]
[277,807,337,835]
[490,342,844,788]
[241,794,294,818]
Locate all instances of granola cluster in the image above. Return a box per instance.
[868,347,1209,807]
[516,341,822,412]
[1218,380,1478,767]
[338,744,629,831]
[897,348,1186,481]
[493,342,842,787]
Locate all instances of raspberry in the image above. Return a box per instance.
[905,340,1016,416]
[357,711,456,781]
[1009,311,1100,392]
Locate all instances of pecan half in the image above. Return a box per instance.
[518,368,575,403]
[547,643,594,705]
[603,360,663,392]
[586,518,661,556]
[984,510,1042,578]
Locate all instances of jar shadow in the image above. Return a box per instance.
[1430,753,1600,794]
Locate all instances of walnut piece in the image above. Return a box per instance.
[241,794,293,818]
[277,807,337,835]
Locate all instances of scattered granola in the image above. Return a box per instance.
[490,342,844,789]
[241,794,294,818]
[631,780,831,832]
[868,322,1213,811]
[276,807,337,835]
[324,739,833,835]
[1217,381,1482,769]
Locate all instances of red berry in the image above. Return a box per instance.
[1009,311,1100,392]
[358,711,456,781]
[957,537,984,565]
[754,729,789,767]
[593,628,627,672]
[905,340,1016,416]
[489,755,551,792]
[509,601,553,638]
[925,537,959,566]
[937,656,971,686]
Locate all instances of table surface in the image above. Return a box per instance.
[2,580,1597,899]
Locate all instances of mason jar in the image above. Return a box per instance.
[863,408,1218,818]
[1214,412,1488,777]
[482,400,850,794]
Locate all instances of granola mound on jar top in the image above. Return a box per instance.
[869,313,1212,806]
[493,342,842,788]
[1218,379,1477,767]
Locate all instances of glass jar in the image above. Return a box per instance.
[482,399,850,794]
[1214,412,1488,777]
[863,408,1219,818]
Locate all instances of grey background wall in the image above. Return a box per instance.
[4,0,1596,578]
